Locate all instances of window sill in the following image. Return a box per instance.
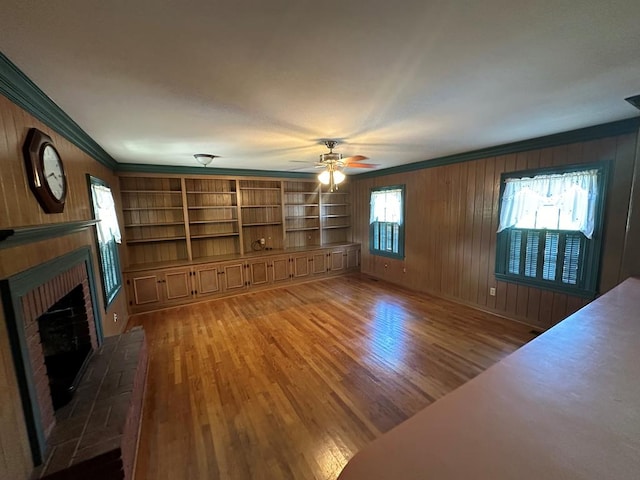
[494,273,597,299]
[370,249,404,260]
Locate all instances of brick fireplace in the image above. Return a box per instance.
[2,245,148,480]
[1,247,102,465]
[23,263,98,438]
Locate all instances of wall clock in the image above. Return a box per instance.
[23,128,68,213]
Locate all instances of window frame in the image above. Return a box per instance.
[87,175,123,309]
[495,161,610,298]
[369,184,406,260]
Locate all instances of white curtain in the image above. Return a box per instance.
[497,169,599,238]
[370,189,403,224]
[91,184,122,244]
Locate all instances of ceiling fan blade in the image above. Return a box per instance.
[345,162,379,168]
[342,155,369,163]
[288,166,315,171]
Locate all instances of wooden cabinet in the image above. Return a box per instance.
[194,264,221,298]
[128,267,192,309]
[131,274,161,306]
[247,256,293,285]
[118,175,360,305]
[220,262,246,291]
[271,255,290,283]
[328,246,359,272]
[193,261,245,298]
[291,254,311,278]
[329,249,345,272]
[292,250,330,278]
[163,269,192,301]
[125,245,360,313]
[310,251,328,275]
[246,258,269,286]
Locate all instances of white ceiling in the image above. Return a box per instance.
[1,0,640,174]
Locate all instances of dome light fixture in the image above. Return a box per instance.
[193,153,219,167]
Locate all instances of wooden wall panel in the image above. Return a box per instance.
[600,135,636,291]
[622,133,640,277]
[0,95,128,479]
[352,131,639,329]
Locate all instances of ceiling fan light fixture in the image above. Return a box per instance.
[333,169,345,184]
[194,153,218,167]
[318,170,331,185]
[320,152,341,163]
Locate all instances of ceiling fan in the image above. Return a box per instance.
[316,140,378,191]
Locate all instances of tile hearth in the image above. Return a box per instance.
[33,327,148,480]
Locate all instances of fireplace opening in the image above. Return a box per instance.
[37,284,93,410]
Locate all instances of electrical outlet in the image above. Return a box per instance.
[489,287,496,296]
[113,313,119,323]
[259,238,265,245]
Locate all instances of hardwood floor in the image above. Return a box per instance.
[131,274,536,480]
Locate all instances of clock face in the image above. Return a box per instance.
[42,144,66,201]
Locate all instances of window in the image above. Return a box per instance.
[370,185,405,259]
[495,163,608,297]
[88,176,123,307]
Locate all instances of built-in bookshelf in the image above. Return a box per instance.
[321,186,351,244]
[120,176,188,265]
[118,174,352,268]
[284,180,320,248]
[239,179,283,252]
[185,178,240,259]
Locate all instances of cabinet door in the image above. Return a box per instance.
[163,269,192,302]
[330,250,345,272]
[347,247,360,269]
[292,255,310,278]
[195,265,221,297]
[131,274,161,306]
[222,262,245,291]
[248,259,270,286]
[272,256,290,283]
[311,252,327,275]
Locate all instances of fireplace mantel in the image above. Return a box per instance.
[0,219,99,250]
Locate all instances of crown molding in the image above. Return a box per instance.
[355,117,640,179]
[116,162,316,179]
[0,52,118,170]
